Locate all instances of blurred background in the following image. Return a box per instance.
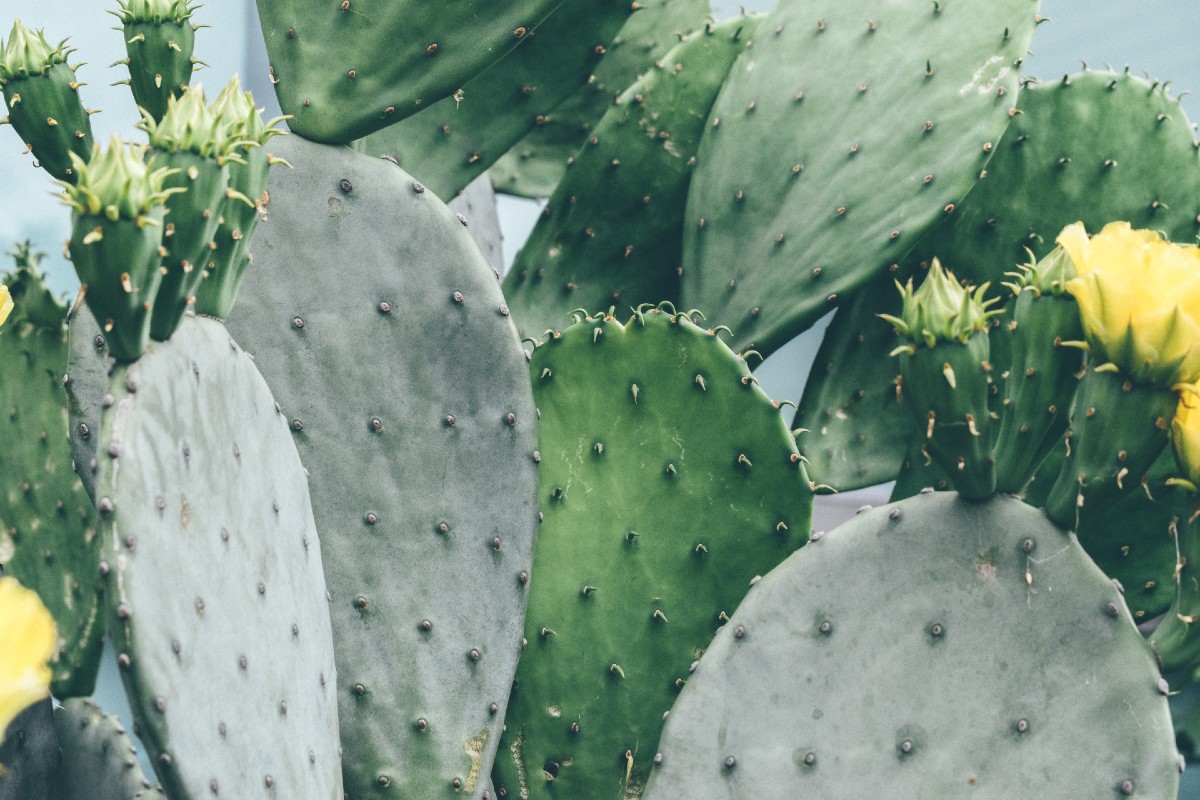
[1,0,1198,791]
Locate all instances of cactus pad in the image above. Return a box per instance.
[225,135,539,799]
[0,255,102,698]
[489,0,709,199]
[796,70,1200,492]
[679,0,1038,355]
[502,16,759,339]
[52,698,164,800]
[0,700,57,800]
[257,0,563,144]
[97,316,342,799]
[492,308,812,800]
[363,0,636,200]
[643,492,1179,800]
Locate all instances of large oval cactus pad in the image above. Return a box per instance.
[680,0,1038,355]
[795,71,1200,493]
[644,492,1179,800]
[258,0,565,143]
[0,261,102,698]
[98,316,342,799]
[225,135,539,799]
[493,309,812,800]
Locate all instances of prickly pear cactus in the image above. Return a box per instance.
[363,0,637,200]
[449,174,504,273]
[224,134,538,798]
[52,698,164,800]
[502,16,760,339]
[680,0,1038,356]
[64,303,109,502]
[0,251,102,698]
[492,307,812,800]
[97,315,342,799]
[0,700,58,800]
[256,0,564,143]
[643,492,1180,800]
[796,70,1200,492]
[490,0,709,199]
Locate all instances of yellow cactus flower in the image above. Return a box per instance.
[0,577,54,748]
[1059,221,1200,387]
[0,285,11,327]
[1174,389,1200,491]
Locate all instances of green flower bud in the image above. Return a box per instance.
[879,259,1001,352]
[138,84,246,163]
[57,135,181,223]
[210,74,288,148]
[0,19,73,84]
[110,0,198,25]
[1003,244,1077,298]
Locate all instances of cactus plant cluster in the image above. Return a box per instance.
[2,1,1200,800]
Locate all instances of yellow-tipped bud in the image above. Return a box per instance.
[1173,388,1200,491]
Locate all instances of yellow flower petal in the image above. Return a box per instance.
[0,286,11,327]
[1058,222,1200,387]
[0,578,54,744]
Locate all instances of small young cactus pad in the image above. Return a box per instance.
[256,0,564,143]
[225,135,538,799]
[52,698,165,799]
[679,0,1038,356]
[111,0,201,123]
[0,251,102,698]
[642,492,1179,800]
[492,307,812,800]
[502,16,761,340]
[97,316,342,799]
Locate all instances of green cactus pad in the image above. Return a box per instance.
[449,175,504,272]
[362,0,637,200]
[0,21,95,183]
[679,0,1037,356]
[0,254,102,698]
[256,0,564,144]
[643,492,1180,800]
[1154,505,1200,673]
[97,315,342,799]
[492,308,812,800]
[501,16,759,341]
[0,700,57,800]
[52,698,164,800]
[490,0,709,199]
[795,70,1200,493]
[224,135,538,799]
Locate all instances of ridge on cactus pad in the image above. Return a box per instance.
[643,492,1180,800]
[493,307,812,800]
[225,134,538,799]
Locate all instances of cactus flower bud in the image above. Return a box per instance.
[0,286,12,327]
[1173,389,1200,492]
[0,577,54,757]
[1059,221,1200,388]
[879,259,1001,353]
